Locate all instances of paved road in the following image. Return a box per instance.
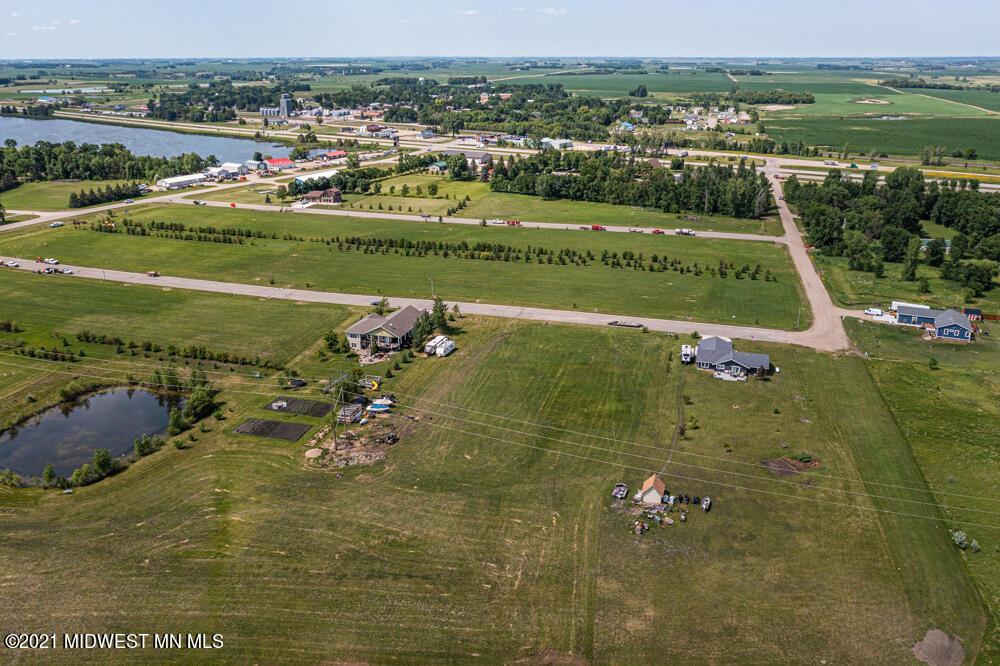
[3,259,845,351]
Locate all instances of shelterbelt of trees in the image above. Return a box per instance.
[0,140,215,192]
[147,80,310,122]
[490,151,773,219]
[786,168,1000,296]
[316,80,670,140]
[690,89,815,105]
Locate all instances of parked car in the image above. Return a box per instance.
[43,258,59,265]
[42,267,57,274]
[675,229,696,236]
[288,378,307,388]
[591,225,606,231]
[2,260,19,268]
[701,496,712,512]
[49,221,64,228]
[864,308,883,316]
[652,229,666,235]
[61,268,73,275]
[611,483,629,499]
[488,219,506,225]
[146,271,160,278]
[124,199,134,204]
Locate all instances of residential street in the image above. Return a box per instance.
[1,157,854,352]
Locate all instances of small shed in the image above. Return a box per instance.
[640,474,666,505]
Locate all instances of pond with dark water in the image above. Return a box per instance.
[0,389,177,477]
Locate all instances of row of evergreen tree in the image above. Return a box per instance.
[68,182,143,208]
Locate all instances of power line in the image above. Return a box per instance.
[2,339,994,505]
[1,354,998,523]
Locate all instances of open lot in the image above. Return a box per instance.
[846,318,999,658]
[815,254,1000,313]
[0,180,182,211]
[0,304,987,661]
[199,173,784,235]
[0,203,808,330]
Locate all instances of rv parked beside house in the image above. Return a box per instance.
[346,305,426,353]
[694,336,771,377]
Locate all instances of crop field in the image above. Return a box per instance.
[846,318,999,659]
[200,174,783,235]
[815,254,1000,313]
[766,117,1000,161]
[0,303,987,661]
[0,204,807,329]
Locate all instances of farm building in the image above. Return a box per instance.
[695,336,770,377]
[295,169,340,185]
[346,305,425,353]
[220,162,248,176]
[441,149,492,171]
[321,150,348,160]
[428,161,448,175]
[896,306,974,341]
[300,188,342,203]
[155,173,208,190]
[640,474,666,505]
[245,159,266,171]
[264,157,296,171]
[541,137,573,150]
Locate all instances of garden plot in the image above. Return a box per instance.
[266,396,333,417]
[234,418,311,441]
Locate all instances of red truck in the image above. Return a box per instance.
[506,219,521,227]
[591,225,606,231]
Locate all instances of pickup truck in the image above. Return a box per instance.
[591,225,606,231]
[675,228,696,236]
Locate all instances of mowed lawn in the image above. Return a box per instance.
[0,204,808,330]
[846,319,999,660]
[0,312,986,661]
[199,173,784,235]
[0,180,180,211]
[0,269,355,434]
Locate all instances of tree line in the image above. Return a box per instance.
[0,140,214,193]
[68,182,144,208]
[785,168,999,299]
[147,80,309,122]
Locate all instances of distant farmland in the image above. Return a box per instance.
[767,116,1000,160]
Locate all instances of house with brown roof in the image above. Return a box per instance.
[640,474,666,505]
[346,305,425,353]
[301,188,342,204]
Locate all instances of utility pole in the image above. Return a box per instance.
[327,371,348,448]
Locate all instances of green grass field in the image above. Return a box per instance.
[201,173,784,235]
[0,180,182,211]
[0,273,987,661]
[845,318,999,659]
[815,254,1000,312]
[0,204,808,329]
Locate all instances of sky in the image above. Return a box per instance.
[1,0,998,59]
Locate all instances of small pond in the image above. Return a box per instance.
[0,389,177,477]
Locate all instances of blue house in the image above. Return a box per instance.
[695,336,771,376]
[895,305,937,326]
[896,306,973,342]
[933,309,974,342]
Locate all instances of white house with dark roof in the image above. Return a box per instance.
[346,305,425,353]
[695,336,770,377]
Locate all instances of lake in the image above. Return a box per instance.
[0,115,304,163]
[0,389,177,477]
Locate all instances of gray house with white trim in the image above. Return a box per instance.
[695,336,770,377]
